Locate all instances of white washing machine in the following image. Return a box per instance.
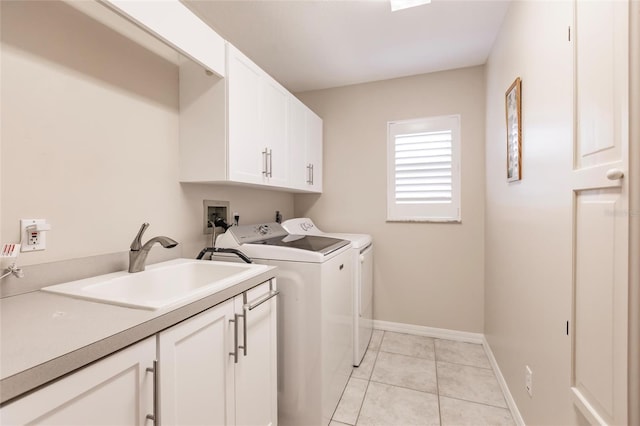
[214,223,353,426]
[282,218,373,367]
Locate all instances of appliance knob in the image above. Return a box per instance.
[258,224,270,235]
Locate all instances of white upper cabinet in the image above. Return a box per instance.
[101,0,225,76]
[288,96,323,192]
[227,46,289,187]
[180,43,321,192]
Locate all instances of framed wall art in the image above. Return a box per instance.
[505,77,522,182]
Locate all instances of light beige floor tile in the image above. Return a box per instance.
[379,331,435,359]
[437,361,507,408]
[440,396,515,426]
[333,377,368,425]
[330,421,351,426]
[356,381,439,426]
[435,339,491,369]
[368,329,384,351]
[352,348,377,380]
[371,351,437,393]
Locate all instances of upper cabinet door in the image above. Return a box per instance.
[261,76,289,187]
[288,97,308,188]
[288,96,323,193]
[227,46,265,185]
[306,109,323,192]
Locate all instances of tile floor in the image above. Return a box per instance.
[330,330,515,426]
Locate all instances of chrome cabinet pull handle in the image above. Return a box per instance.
[268,149,273,177]
[146,360,158,423]
[311,164,314,184]
[244,289,280,311]
[238,294,247,357]
[262,149,268,176]
[229,315,240,363]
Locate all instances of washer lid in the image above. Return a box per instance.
[258,234,350,255]
[224,222,350,255]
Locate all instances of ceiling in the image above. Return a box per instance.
[184,0,510,93]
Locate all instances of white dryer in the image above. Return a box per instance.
[282,218,373,367]
[214,223,353,426]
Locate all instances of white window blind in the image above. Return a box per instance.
[387,115,461,222]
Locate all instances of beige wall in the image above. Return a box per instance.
[484,1,585,424]
[295,67,486,333]
[0,1,293,268]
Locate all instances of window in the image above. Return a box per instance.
[387,115,461,222]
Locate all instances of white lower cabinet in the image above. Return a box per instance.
[157,279,278,426]
[158,299,236,425]
[0,281,277,426]
[233,282,278,426]
[0,336,156,426]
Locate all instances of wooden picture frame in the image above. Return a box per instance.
[505,77,522,182]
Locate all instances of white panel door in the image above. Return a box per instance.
[571,1,629,424]
[0,337,155,426]
[234,281,278,426]
[158,300,235,426]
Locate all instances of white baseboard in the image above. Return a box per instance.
[371,320,524,425]
[372,319,484,344]
[482,336,526,426]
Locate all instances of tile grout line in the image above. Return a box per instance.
[434,342,443,426]
[367,378,439,396]
[436,393,513,411]
[354,331,384,426]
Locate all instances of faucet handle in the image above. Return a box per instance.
[130,222,150,251]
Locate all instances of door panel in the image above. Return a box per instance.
[574,190,625,422]
[575,0,626,167]
[571,1,629,424]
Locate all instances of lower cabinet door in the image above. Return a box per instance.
[0,337,156,426]
[158,299,235,426]
[235,281,278,426]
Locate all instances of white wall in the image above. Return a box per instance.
[296,67,486,333]
[484,1,584,424]
[0,1,293,268]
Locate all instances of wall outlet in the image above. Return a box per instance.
[20,219,50,252]
[525,365,533,397]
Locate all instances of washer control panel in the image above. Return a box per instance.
[228,222,288,244]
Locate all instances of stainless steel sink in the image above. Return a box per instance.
[41,259,269,310]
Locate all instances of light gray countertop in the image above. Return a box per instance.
[0,267,276,405]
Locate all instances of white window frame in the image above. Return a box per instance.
[386,114,461,223]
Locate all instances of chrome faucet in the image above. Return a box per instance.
[129,222,178,273]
